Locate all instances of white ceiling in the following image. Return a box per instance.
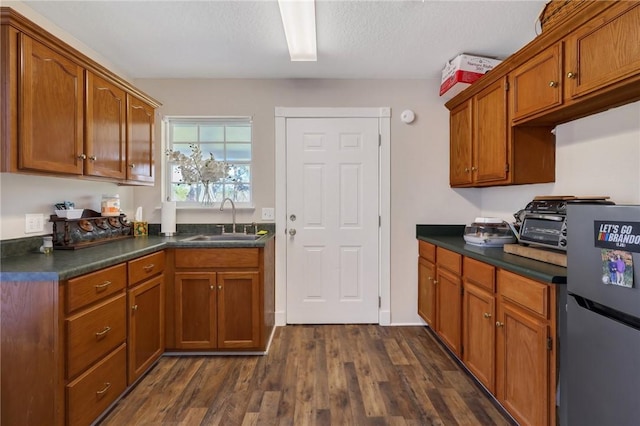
[21,0,548,80]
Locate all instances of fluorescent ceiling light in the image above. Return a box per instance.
[278,0,317,61]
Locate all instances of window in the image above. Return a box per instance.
[164,117,252,207]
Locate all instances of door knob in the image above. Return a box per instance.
[289,228,297,236]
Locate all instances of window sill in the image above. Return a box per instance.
[154,204,255,212]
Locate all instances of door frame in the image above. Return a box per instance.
[274,107,391,325]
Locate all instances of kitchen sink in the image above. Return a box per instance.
[180,234,262,242]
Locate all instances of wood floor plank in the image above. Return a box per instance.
[98,326,513,426]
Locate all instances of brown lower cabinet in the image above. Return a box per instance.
[418,240,558,426]
[170,242,274,351]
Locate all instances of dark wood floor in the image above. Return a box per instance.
[100,325,512,425]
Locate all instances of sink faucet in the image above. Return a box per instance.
[220,198,237,233]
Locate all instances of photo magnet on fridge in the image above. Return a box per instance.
[600,249,634,288]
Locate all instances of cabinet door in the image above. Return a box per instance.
[496,301,549,426]
[511,43,563,121]
[85,72,127,179]
[19,34,84,175]
[128,275,164,384]
[217,272,261,349]
[435,268,462,356]
[473,77,509,184]
[126,94,155,184]
[462,282,495,394]
[565,2,640,100]
[174,272,217,349]
[418,257,436,328]
[449,100,473,186]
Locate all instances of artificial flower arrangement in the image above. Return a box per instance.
[166,144,229,205]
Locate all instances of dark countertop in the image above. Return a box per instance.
[0,233,275,281]
[417,225,567,284]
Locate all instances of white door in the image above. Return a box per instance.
[286,117,380,323]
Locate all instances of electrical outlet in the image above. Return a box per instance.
[261,207,275,221]
[25,213,44,233]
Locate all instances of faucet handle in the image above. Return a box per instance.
[216,224,226,234]
[243,223,257,234]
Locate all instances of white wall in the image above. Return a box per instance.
[133,78,480,325]
[481,101,640,219]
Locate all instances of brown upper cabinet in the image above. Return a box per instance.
[86,72,127,180]
[446,1,640,187]
[0,7,161,185]
[510,43,563,122]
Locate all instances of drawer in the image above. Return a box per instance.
[175,248,259,269]
[66,293,126,379]
[418,240,436,263]
[128,251,165,287]
[67,344,127,426]
[437,247,462,275]
[67,263,126,313]
[463,257,495,292]
[498,269,549,318]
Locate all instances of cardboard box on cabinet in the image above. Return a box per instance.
[440,54,502,99]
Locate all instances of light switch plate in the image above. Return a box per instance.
[261,207,275,221]
[25,213,44,233]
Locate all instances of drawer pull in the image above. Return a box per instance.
[96,382,112,397]
[95,326,112,339]
[94,281,112,291]
[143,263,155,272]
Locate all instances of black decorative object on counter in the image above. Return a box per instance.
[50,209,133,250]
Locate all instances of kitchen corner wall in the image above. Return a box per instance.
[132,78,482,325]
[481,100,640,218]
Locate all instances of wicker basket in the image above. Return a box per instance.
[540,0,591,32]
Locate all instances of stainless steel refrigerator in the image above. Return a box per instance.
[565,204,640,426]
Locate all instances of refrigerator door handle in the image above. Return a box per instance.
[569,293,640,331]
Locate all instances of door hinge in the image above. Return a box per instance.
[505,163,510,173]
[378,134,382,147]
[379,216,382,227]
[505,82,510,91]
[547,337,553,351]
[379,296,381,308]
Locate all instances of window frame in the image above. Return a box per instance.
[162,116,254,209]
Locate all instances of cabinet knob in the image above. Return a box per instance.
[471,166,478,172]
[78,154,87,160]
[427,276,433,281]
[89,155,97,161]
[567,72,576,79]
[129,163,136,168]
[549,81,558,88]
[433,280,438,285]
[496,321,504,328]
[218,285,223,290]
[464,167,470,173]
[131,304,138,311]
[210,285,214,290]
[483,312,492,319]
